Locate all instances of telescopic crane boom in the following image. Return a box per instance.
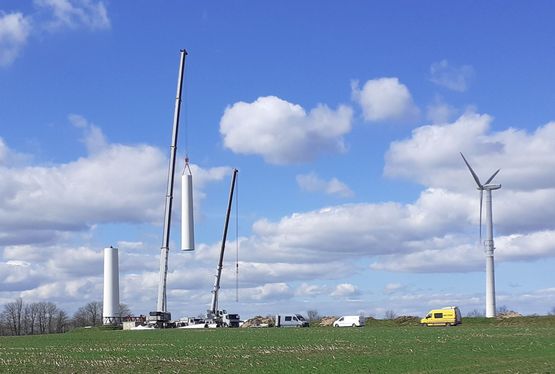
[149,49,187,327]
[207,169,240,327]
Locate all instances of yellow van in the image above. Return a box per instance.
[420,306,462,327]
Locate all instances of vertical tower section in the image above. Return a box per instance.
[484,189,496,318]
[103,246,120,325]
[182,164,195,251]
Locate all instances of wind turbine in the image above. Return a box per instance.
[460,152,501,318]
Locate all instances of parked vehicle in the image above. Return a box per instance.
[275,314,309,327]
[333,315,365,327]
[420,306,462,326]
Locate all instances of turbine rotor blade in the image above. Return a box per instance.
[479,190,483,246]
[485,169,501,185]
[460,152,483,188]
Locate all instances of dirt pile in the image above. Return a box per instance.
[242,316,274,328]
[393,316,420,325]
[319,317,337,327]
[497,311,523,319]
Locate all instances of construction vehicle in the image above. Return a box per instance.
[149,49,188,328]
[205,169,241,327]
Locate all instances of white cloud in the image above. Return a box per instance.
[0,117,230,246]
[430,60,474,92]
[0,1,110,67]
[331,283,360,298]
[219,96,353,164]
[385,113,555,193]
[69,114,108,153]
[34,0,110,30]
[296,172,354,198]
[426,97,458,124]
[370,243,481,273]
[116,241,144,251]
[351,77,419,122]
[295,283,328,297]
[384,283,404,294]
[249,283,292,301]
[0,137,32,166]
[384,111,496,188]
[0,12,31,67]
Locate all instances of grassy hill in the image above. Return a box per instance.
[1,316,554,373]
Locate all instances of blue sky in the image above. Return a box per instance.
[1,0,555,319]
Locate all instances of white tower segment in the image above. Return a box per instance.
[181,162,195,251]
[103,246,120,325]
[461,153,501,318]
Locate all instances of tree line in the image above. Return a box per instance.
[0,298,131,336]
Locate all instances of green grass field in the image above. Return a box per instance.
[1,317,554,373]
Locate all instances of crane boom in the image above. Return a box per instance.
[209,168,238,315]
[153,49,187,323]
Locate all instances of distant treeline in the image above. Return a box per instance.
[0,298,131,336]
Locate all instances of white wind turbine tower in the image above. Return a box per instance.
[461,152,501,318]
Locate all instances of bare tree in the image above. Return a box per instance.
[55,309,70,333]
[73,301,103,327]
[466,309,485,317]
[2,298,24,335]
[307,310,320,322]
[23,303,39,335]
[118,303,132,319]
[384,310,397,320]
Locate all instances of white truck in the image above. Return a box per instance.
[333,315,365,327]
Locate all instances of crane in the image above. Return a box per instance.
[148,49,187,327]
[205,168,240,327]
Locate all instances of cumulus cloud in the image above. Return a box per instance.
[219,96,353,164]
[351,77,419,122]
[0,1,110,67]
[34,0,110,30]
[227,112,555,276]
[0,12,31,67]
[69,114,108,153]
[331,283,360,298]
[426,97,458,124]
[295,283,328,297]
[249,283,292,301]
[384,111,496,188]
[430,60,474,92]
[384,283,404,294]
[385,113,555,193]
[4,106,555,316]
[296,172,354,198]
[0,116,230,246]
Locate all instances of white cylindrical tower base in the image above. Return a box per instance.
[181,173,195,251]
[103,246,120,325]
[485,254,496,318]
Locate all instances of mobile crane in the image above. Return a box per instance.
[205,168,241,327]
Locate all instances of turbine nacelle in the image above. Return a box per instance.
[482,184,501,190]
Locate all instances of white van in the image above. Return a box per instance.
[333,315,365,327]
[275,314,309,327]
